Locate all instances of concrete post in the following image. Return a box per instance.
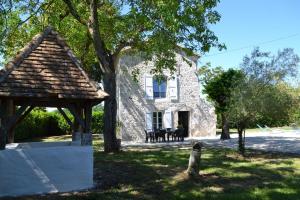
[81,133,92,146]
[72,107,83,142]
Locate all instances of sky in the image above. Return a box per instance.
[199,0,300,69]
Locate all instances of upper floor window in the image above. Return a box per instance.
[153,77,167,98]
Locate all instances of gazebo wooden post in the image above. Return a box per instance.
[72,105,84,142]
[0,99,8,150]
[82,103,92,146]
[7,100,15,144]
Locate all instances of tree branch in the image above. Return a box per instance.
[59,10,70,20]
[17,0,50,28]
[63,0,87,25]
[0,0,53,39]
[87,0,112,74]
[80,30,92,64]
[113,40,133,56]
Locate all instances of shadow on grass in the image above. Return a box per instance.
[90,147,300,200]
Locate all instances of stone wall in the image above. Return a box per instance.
[117,51,216,141]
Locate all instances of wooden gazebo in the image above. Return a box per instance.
[0,27,108,150]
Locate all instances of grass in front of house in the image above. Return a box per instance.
[5,136,300,200]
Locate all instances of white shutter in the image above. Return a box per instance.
[169,75,178,100]
[163,110,172,129]
[145,112,153,131]
[144,74,153,100]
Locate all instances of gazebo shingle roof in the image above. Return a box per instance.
[0,27,108,100]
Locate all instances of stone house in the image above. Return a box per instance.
[117,50,216,142]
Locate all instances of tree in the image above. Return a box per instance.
[229,47,299,154]
[1,0,224,152]
[199,65,243,139]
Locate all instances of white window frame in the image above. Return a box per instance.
[152,111,163,130]
[153,77,167,99]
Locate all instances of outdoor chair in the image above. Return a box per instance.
[144,130,155,143]
[154,128,166,142]
[174,128,185,142]
[166,128,174,142]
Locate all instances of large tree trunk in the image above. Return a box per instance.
[103,71,120,152]
[220,113,230,140]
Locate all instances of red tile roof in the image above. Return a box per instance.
[0,27,108,100]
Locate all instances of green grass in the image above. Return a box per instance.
[4,136,300,200]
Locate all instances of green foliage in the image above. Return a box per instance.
[14,109,65,141]
[0,0,224,77]
[201,67,244,114]
[229,48,300,129]
[198,62,223,84]
[14,108,104,141]
[92,110,104,135]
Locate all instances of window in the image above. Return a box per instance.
[153,111,163,130]
[153,77,167,98]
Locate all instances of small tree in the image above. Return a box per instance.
[229,47,299,155]
[199,65,243,139]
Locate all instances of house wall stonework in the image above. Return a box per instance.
[117,51,216,141]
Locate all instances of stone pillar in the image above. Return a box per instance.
[81,133,92,146]
[72,107,83,142]
[82,104,92,146]
[72,132,82,142]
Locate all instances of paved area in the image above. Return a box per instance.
[122,130,300,154]
[0,142,93,197]
[199,131,300,154]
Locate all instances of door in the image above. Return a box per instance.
[178,111,189,137]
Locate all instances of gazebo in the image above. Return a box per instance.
[0,27,108,150]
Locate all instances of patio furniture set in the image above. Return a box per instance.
[144,128,185,143]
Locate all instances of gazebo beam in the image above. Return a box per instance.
[84,104,92,133]
[6,105,30,131]
[57,107,74,130]
[67,105,86,129]
[14,106,35,127]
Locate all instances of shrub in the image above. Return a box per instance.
[14,109,65,141]
[14,108,104,142]
[92,110,104,134]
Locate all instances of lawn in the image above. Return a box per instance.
[3,135,300,200]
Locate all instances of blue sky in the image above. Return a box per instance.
[200,0,300,69]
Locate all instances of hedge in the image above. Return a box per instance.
[14,108,104,142]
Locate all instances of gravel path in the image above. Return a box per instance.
[123,130,300,154]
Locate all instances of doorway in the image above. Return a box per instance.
[178,111,189,137]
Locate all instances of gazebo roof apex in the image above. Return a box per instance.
[0,27,108,101]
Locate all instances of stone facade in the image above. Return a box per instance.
[117,51,216,142]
